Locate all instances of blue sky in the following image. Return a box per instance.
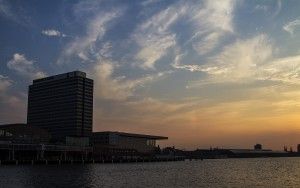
[1,0,300,149]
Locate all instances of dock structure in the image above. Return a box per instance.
[0,143,92,161]
[0,124,171,165]
[0,142,185,165]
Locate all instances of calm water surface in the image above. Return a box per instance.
[0,158,299,188]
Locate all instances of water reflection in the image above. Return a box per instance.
[0,158,299,188]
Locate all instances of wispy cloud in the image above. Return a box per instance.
[133,3,185,69]
[273,0,282,18]
[254,4,269,12]
[140,0,161,7]
[253,0,282,18]
[188,0,237,55]
[0,0,15,21]
[0,0,32,26]
[57,8,123,64]
[180,34,300,89]
[283,19,300,35]
[262,55,300,84]
[7,53,46,80]
[0,75,12,92]
[134,0,237,69]
[98,42,113,59]
[183,35,272,87]
[91,59,172,101]
[172,52,207,72]
[41,29,66,37]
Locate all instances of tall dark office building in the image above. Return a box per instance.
[27,71,93,141]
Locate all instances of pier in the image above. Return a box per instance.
[0,142,184,165]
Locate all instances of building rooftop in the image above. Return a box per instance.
[93,131,168,140]
[32,71,87,84]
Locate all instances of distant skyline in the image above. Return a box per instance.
[1,0,300,150]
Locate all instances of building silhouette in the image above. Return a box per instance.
[254,144,262,150]
[27,71,93,141]
[0,71,169,161]
[92,131,167,154]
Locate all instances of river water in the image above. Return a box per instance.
[0,157,299,188]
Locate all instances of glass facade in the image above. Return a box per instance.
[27,71,93,141]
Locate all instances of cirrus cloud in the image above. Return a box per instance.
[57,8,123,64]
[283,19,300,35]
[91,59,172,101]
[41,29,66,37]
[7,53,46,80]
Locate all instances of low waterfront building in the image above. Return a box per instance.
[227,149,288,158]
[92,131,167,154]
[0,124,51,144]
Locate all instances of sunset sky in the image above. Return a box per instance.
[1,0,300,150]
